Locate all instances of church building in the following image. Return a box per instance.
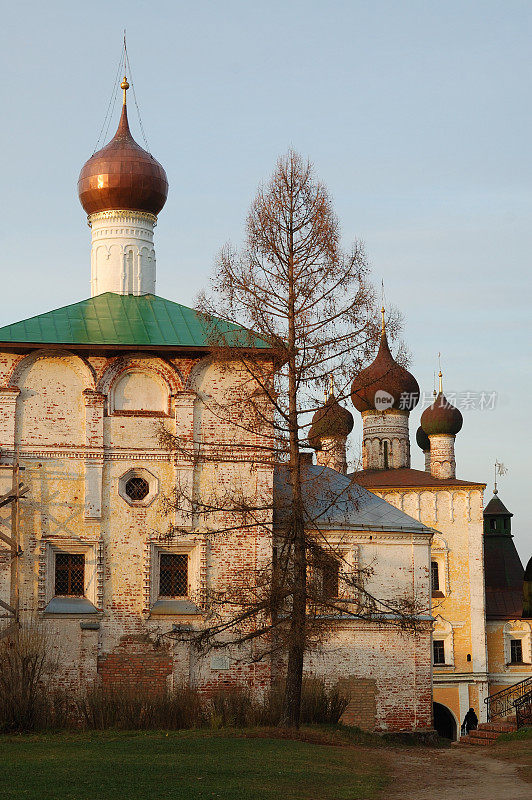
[0,71,529,738]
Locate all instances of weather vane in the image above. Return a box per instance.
[493,460,508,494]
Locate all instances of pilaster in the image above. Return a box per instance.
[0,387,20,450]
[173,391,197,529]
[174,391,196,444]
[83,390,105,519]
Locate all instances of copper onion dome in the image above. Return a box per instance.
[78,78,168,216]
[308,392,354,450]
[420,374,463,436]
[351,309,420,413]
[416,425,430,451]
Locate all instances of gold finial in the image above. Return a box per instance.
[381,306,386,336]
[329,374,334,396]
[438,370,443,394]
[121,75,129,105]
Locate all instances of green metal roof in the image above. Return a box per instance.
[0,293,269,349]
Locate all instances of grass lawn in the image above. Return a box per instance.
[0,729,388,800]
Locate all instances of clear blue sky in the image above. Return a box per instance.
[2,1,531,558]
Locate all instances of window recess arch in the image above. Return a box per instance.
[111,369,169,415]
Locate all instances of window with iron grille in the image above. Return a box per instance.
[125,476,150,502]
[159,553,188,597]
[433,639,446,665]
[510,639,523,664]
[55,553,85,597]
[431,561,440,592]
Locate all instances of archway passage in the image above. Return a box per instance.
[433,702,457,740]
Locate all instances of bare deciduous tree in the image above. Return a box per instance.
[161,151,424,727]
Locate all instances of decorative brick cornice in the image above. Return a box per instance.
[88,210,157,226]
[1,447,174,462]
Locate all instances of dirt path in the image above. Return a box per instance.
[385,745,530,800]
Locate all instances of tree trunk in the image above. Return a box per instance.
[281,513,306,727]
[280,176,307,727]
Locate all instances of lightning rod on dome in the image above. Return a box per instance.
[123,32,150,151]
[121,31,129,106]
[380,279,386,335]
[93,44,125,154]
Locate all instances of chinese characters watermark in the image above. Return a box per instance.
[394,391,498,411]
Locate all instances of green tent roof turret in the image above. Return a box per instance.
[484,489,513,536]
[483,489,525,619]
[523,557,532,619]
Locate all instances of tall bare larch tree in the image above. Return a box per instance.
[162,151,422,727]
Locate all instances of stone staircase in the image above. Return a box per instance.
[454,678,531,746]
[457,717,516,747]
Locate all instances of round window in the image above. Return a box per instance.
[125,476,150,502]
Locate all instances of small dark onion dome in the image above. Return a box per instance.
[308,393,354,450]
[420,390,463,436]
[351,326,420,413]
[416,425,430,452]
[78,83,168,216]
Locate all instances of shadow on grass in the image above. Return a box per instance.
[229,722,451,753]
